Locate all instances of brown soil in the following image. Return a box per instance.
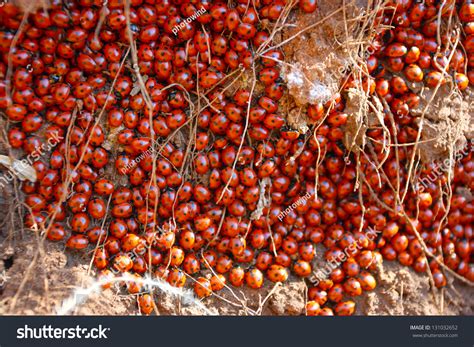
[1,233,472,316]
[411,85,474,163]
[280,0,368,108]
[354,261,473,315]
[5,0,51,12]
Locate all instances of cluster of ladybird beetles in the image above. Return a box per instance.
[0,0,473,315]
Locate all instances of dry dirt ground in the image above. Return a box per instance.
[0,234,472,316]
